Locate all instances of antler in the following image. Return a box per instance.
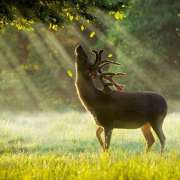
[90,49,126,92]
[92,49,104,66]
[92,50,99,65]
[99,61,121,70]
[92,50,121,73]
[100,72,126,92]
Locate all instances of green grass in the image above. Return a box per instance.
[0,111,180,179]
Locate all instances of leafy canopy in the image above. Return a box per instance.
[0,0,128,30]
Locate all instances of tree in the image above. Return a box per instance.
[0,0,128,30]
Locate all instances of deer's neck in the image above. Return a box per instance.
[75,72,99,98]
[75,67,103,110]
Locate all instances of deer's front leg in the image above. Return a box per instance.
[104,128,112,151]
[96,126,104,150]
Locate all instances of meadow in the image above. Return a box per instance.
[0,0,178,179]
[0,111,179,179]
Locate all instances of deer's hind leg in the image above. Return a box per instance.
[151,124,166,153]
[141,123,155,152]
[104,128,112,151]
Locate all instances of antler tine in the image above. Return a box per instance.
[92,50,98,54]
[116,72,127,76]
[99,61,121,70]
[100,73,124,91]
[97,49,104,65]
[99,50,104,55]
[100,72,126,78]
[92,50,99,65]
[97,50,104,64]
[100,60,121,65]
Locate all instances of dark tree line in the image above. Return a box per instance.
[0,0,127,29]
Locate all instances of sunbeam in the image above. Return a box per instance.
[0,38,43,110]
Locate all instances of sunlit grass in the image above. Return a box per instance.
[0,152,179,179]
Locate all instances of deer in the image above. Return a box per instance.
[74,45,167,153]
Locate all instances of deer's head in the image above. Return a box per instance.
[75,45,92,77]
[75,45,126,91]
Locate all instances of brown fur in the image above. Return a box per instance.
[75,45,167,152]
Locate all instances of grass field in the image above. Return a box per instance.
[0,111,179,179]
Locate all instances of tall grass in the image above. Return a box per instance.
[0,152,179,180]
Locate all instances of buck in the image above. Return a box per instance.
[75,45,167,152]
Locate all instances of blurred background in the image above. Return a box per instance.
[0,0,179,113]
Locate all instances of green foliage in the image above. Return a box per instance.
[0,0,128,30]
[101,0,180,98]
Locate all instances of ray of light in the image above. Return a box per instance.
[39,25,74,70]
[0,38,43,110]
[24,25,77,102]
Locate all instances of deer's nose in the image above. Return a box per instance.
[77,45,82,49]
[75,45,83,53]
